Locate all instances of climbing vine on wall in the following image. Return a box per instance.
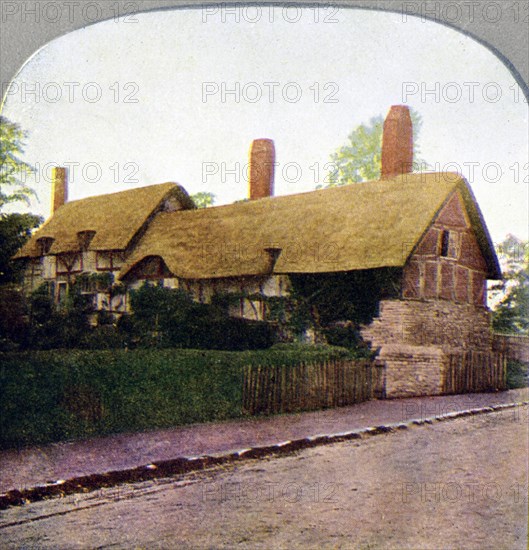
[208,268,401,346]
[210,289,312,340]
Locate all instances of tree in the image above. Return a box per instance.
[0,212,43,284]
[0,116,35,208]
[491,234,528,334]
[190,192,215,209]
[0,117,42,283]
[0,284,29,350]
[322,108,427,187]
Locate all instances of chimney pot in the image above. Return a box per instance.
[381,105,413,179]
[52,166,68,214]
[249,139,275,200]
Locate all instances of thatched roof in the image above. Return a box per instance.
[119,173,501,281]
[15,183,195,258]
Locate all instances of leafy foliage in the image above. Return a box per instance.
[491,235,528,334]
[0,117,42,317]
[0,116,35,208]
[2,279,278,351]
[265,293,312,340]
[190,191,215,208]
[24,277,129,350]
[204,270,401,351]
[0,345,355,448]
[506,360,529,389]
[26,282,93,350]
[323,108,427,187]
[127,282,275,350]
[0,212,43,284]
[0,284,28,351]
[290,269,401,326]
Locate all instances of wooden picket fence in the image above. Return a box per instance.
[443,350,507,394]
[242,359,373,415]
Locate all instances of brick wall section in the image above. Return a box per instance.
[361,299,493,354]
[378,345,445,398]
[493,334,529,363]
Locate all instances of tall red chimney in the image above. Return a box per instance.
[381,105,413,179]
[52,166,68,214]
[249,139,275,200]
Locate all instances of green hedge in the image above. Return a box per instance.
[0,346,352,449]
[506,360,529,389]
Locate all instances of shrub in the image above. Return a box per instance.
[0,284,28,350]
[506,360,529,389]
[127,282,275,350]
[0,346,355,449]
[79,325,127,350]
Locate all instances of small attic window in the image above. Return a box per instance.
[77,230,96,251]
[440,230,450,257]
[36,236,54,255]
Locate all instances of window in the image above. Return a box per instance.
[77,230,96,251]
[439,230,459,258]
[440,230,450,257]
[79,274,96,294]
[57,282,68,304]
[37,236,54,255]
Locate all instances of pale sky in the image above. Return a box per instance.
[1,6,528,244]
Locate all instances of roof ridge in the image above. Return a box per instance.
[119,172,482,281]
[60,181,178,206]
[151,171,465,217]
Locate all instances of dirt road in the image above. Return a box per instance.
[1,406,527,549]
[3,389,526,495]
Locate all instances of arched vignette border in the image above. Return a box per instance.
[0,0,528,107]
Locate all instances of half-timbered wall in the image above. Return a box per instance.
[181,275,291,321]
[402,191,488,307]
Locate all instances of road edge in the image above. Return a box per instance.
[1,400,527,511]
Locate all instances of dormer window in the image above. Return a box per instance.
[77,230,96,252]
[36,236,54,255]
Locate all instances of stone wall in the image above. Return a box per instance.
[378,344,445,398]
[361,298,493,354]
[361,298,496,397]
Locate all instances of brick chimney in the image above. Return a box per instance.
[381,105,413,179]
[249,139,275,200]
[52,166,68,214]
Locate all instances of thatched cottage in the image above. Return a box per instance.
[14,106,502,396]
